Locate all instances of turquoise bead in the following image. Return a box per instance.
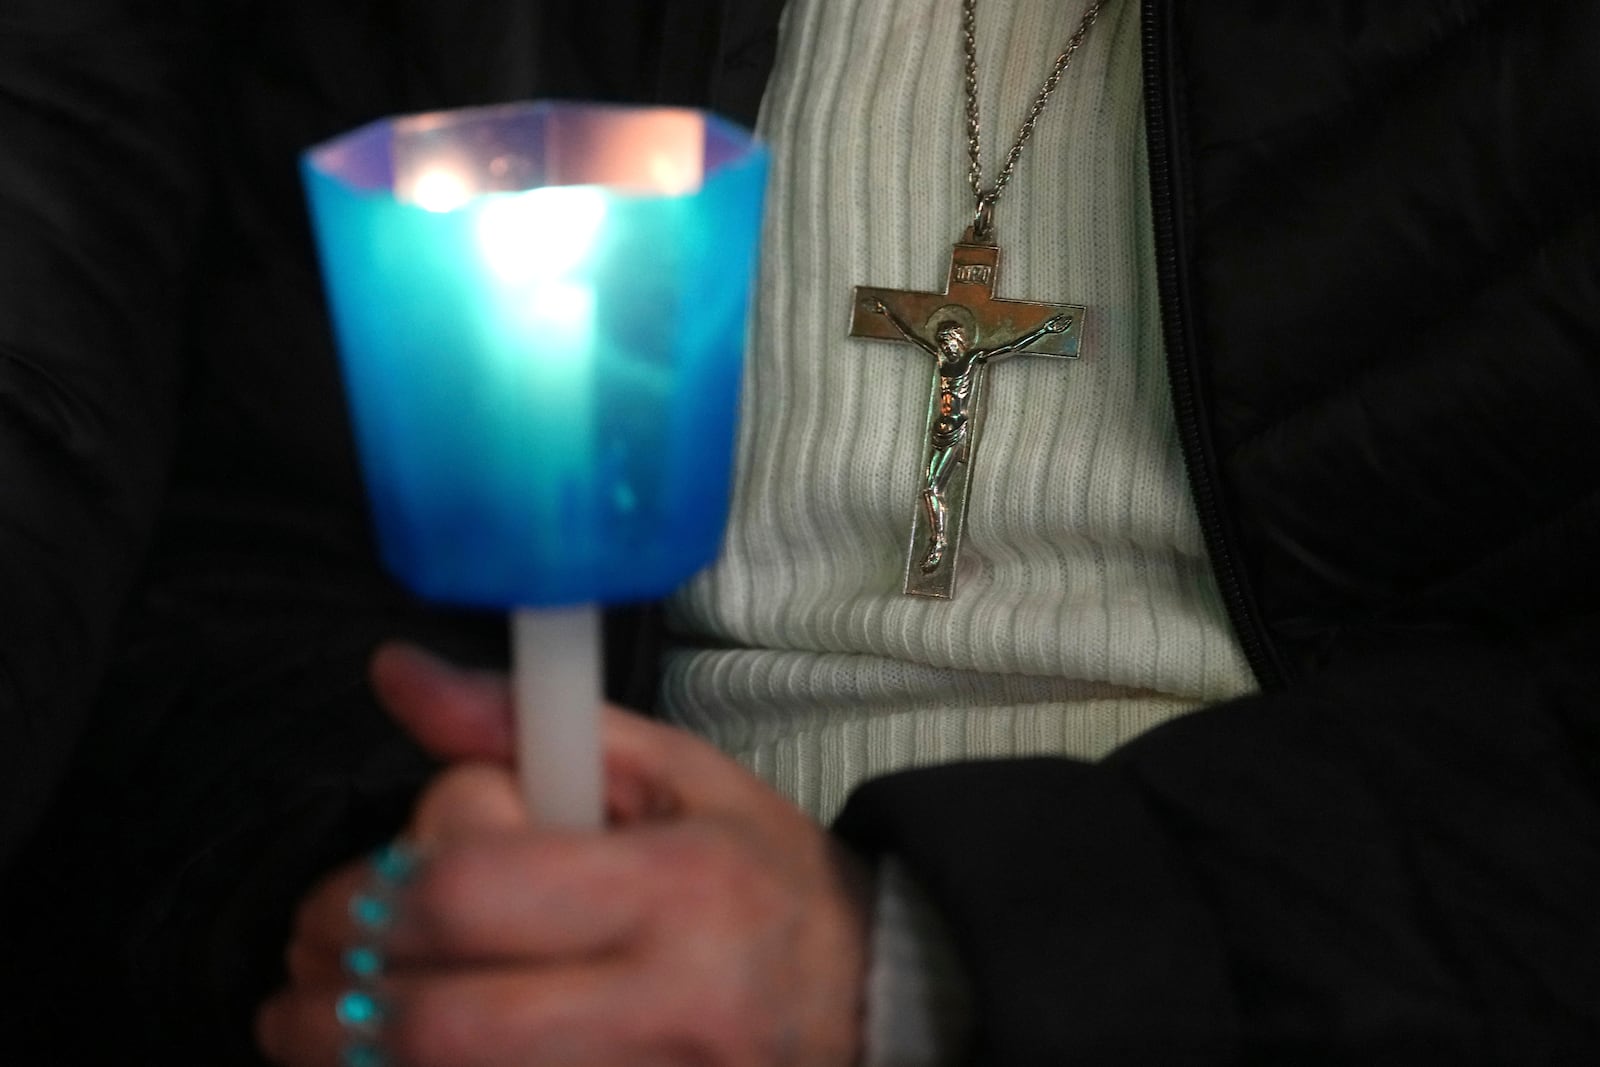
[343,945,384,980]
[349,892,393,932]
[341,1042,389,1067]
[336,989,387,1031]
[371,842,418,885]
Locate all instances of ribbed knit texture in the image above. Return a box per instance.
[662,0,1255,821]
[863,860,973,1065]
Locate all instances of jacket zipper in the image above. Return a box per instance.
[1140,0,1287,690]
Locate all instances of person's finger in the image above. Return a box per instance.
[383,832,649,966]
[371,646,679,827]
[270,809,869,1067]
[600,705,792,821]
[258,965,682,1067]
[284,939,345,989]
[287,860,381,979]
[371,642,515,762]
[408,762,527,844]
[289,832,649,970]
[256,982,348,1067]
[287,760,674,982]
[599,705,691,824]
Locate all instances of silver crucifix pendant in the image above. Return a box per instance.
[850,229,1084,599]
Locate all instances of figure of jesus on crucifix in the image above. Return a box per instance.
[851,236,1085,599]
[867,298,1074,573]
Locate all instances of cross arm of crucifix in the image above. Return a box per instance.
[980,311,1076,362]
[866,297,941,357]
[850,242,1083,362]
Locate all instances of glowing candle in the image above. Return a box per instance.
[302,102,768,827]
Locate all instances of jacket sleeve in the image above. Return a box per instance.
[833,617,1600,1064]
[0,1,209,867]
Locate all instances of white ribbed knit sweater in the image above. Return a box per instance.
[662,0,1255,822]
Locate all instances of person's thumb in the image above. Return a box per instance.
[374,643,683,828]
[371,642,515,762]
[600,705,786,823]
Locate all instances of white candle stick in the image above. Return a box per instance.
[511,604,604,829]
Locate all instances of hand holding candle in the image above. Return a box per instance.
[301,102,768,827]
[259,651,871,1067]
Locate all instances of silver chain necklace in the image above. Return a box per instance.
[849,0,1109,600]
[963,0,1107,240]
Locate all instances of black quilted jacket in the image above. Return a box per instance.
[1,1,1597,1063]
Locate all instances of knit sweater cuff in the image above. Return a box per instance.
[862,858,975,1066]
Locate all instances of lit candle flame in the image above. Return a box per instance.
[408,166,476,212]
[475,187,608,284]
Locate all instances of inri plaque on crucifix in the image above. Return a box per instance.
[850,231,1083,599]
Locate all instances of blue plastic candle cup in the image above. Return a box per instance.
[301,102,769,609]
